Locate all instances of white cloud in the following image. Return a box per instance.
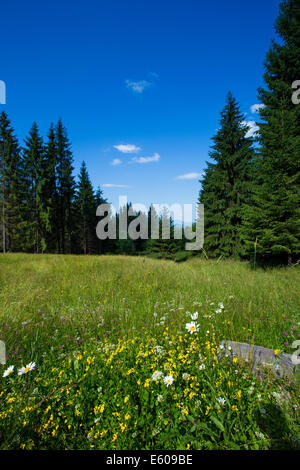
[110,158,122,166]
[250,103,265,114]
[242,120,260,138]
[114,144,141,154]
[176,172,203,180]
[126,79,151,93]
[102,184,132,188]
[130,152,160,164]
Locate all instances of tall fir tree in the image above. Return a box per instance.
[242,0,300,265]
[74,161,96,254]
[55,119,75,253]
[41,123,58,252]
[0,112,22,252]
[94,185,110,254]
[22,122,46,253]
[199,92,255,258]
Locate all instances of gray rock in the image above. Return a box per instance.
[220,340,298,380]
[0,340,6,365]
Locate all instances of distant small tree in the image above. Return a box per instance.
[115,203,136,255]
[150,207,180,258]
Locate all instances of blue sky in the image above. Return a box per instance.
[0,0,281,214]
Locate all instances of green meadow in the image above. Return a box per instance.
[0,254,299,450]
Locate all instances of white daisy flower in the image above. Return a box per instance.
[152,427,162,437]
[18,362,36,376]
[191,312,199,320]
[255,431,266,440]
[185,321,199,334]
[217,397,226,405]
[151,371,164,382]
[219,344,224,350]
[2,365,14,377]
[199,363,206,370]
[182,373,190,381]
[154,345,165,358]
[163,375,174,387]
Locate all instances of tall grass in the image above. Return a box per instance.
[0,254,299,450]
[0,254,299,358]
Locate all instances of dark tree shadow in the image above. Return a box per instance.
[255,402,300,450]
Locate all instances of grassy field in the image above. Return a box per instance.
[0,254,299,450]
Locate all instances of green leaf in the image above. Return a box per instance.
[210,416,225,432]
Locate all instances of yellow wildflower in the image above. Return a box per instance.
[120,422,127,432]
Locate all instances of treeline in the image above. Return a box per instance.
[199,0,300,266]
[0,114,107,255]
[0,114,186,257]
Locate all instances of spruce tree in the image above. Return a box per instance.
[22,122,45,252]
[95,186,105,209]
[0,112,22,252]
[115,203,136,255]
[55,119,75,253]
[199,92,255,258]
[74,161,96,254]
[150,207,180,258]
[42,124,58,252]
[131,209,148,253]
[243,0,300,265]
[94,185,108,254]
